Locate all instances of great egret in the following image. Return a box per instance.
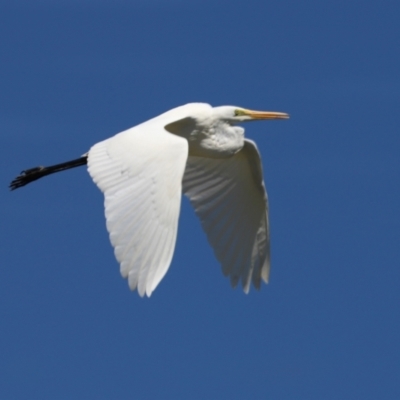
[10,103,289,297]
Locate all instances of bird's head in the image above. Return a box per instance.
[212,106,289,124]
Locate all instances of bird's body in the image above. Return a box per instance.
[10,103,288,297]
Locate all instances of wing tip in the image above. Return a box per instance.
[261,264,270,284]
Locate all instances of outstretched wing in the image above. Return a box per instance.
[182,139,270,293]
[88,124,188,297]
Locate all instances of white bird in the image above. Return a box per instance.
[10,103,289,297]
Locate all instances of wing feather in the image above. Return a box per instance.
[88,125,188,297]
[182,139,270,293]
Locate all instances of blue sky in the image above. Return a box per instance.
[1,1,399,399]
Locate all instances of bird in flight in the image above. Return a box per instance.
[10,103,289,297]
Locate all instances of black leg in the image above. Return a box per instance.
[10,156,88,190]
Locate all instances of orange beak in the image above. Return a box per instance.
[243,109,289,120]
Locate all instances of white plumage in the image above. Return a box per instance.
[88,127,188,297]
[87,103,288,296]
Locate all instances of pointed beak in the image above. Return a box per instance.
[243,109,290,120]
